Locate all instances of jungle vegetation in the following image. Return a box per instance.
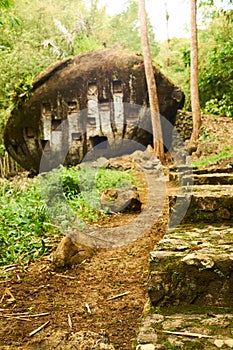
[0,0,232,147]
[0,0,232,265]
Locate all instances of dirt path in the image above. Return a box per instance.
[0,216,167,349]
[1,114,232,349]
[0,163,168,349]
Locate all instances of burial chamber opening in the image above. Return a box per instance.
[90,136,109,149]
[4,49,185,173]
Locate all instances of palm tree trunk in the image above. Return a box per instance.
[190,0,201,143]
[138,0,164,162]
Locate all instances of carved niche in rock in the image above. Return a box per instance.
[4,49,185,173]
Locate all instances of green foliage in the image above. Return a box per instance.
[156,7,233,116]
[107,0,159,56]
[53,165,135,220]
[0,166,137,266]
[0,0,12,9]
[198,10,233,117]
[0,143,6,157]
[191,149,233,168]
[182,48,190,68]
[200,0,233,5]
[96,168,135,191]
[0,0,88,133]
[0,177,58,266]
[203,94,233,118]
[61,166,80,196]
[156,37,191,110]
[10,73,34,107]
[65,166,136,221]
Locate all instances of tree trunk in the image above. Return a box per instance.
[190,0,201,143]
[138,0,165,162]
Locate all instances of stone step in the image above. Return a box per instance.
[136,309,233,349]
[137,224,233,349]
[193,161,233,175]
[169,158,233,176]
[168,170,192,185]
[169,185,233,224]
[148,224,233,308]
[169,159,233,187]
[169,171,233,186]
[189,173,233,185]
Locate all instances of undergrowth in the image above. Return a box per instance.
[191,149,233,168]
[0,166,136,266]
[0,177,56,267]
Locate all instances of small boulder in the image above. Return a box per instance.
[52,236,94,268]
[100,187,142,213]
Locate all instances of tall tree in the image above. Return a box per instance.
[138,0,164,162]
[190,0,201,143]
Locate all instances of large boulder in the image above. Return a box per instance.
[4,49,184,173]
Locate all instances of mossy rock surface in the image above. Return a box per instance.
[137,310,233,350]
[149,225,233,307]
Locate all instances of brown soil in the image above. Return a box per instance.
[0,113,232,349]
[0,221,167,349]
[0,167,168,350]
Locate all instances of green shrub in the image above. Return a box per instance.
[191,149,233,168]
[203,94,233,118]
[0,178,58,266]
[0,166,137,266]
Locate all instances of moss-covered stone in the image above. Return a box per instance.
[148,225,233,308]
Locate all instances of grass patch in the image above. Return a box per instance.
[0,166,137,266]
[0,177,58,266]
[191,149,233,168]
[40,165,136,223]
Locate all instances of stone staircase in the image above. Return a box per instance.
[169,163,233,225]
[136,161,233,350]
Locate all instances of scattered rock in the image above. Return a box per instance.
[137,315,164,345]
[187,143,198,155]
[167,336,184,348]
[225,339,233,348]
[52,236,94,268]
[100,187,142,213]
[217,207,231,220]
[136,344,156,350]
[174,110,193,140]
[193,141,222,159]
[214,339,225,348]
[214,339,233,348]
[181,252,215,268]
[137,312,233,350]
[29,330,114,349]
